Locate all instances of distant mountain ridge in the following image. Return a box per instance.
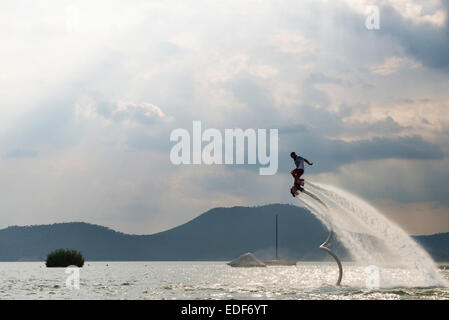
[0,204,447,261]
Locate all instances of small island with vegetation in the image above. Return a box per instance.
[45,248,85,268]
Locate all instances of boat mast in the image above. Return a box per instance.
[275,214,278,260]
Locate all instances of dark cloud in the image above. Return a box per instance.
[0,96,81,156]
[338,102,369,117]
[301,84,332,109]
[398,98,432,105]
[307,72,343,85]
[343,135,444,161]
[278,133,445,174]
[221,129,445,178]
[381,2,449,70]
[344,116,408,135]
[296,102,406,137]
[2,149,38,159]
[298,77,407,137]
[225,76,282,127]
[278,124,309,135]
[125,127,173,152]
[227,77,271,109]
[300,73,348,112]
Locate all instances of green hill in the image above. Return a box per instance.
[0,204,447,261]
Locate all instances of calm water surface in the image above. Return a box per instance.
[0,261,448,299]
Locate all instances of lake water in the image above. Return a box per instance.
[1,261,448,300]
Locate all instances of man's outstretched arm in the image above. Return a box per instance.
[304,159,313,165]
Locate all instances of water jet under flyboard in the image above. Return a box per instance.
[293,184,342,285]
[293,181,447,288]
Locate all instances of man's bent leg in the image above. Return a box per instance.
[291,169,304,185]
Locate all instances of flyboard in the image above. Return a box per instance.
[290,179,327,208]
[291,180,343,286]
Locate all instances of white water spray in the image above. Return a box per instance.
[295,181,447,288]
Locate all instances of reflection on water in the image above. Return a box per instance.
[0,261,448,300]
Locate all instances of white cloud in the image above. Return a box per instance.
[371,56,404,75]
[344,0,446,27]
[270,30,316,54]
[75,97,101,120]
[389,0,446,27]
[76,98,171,126]
[248,65,279,79]
[113,102,170,125]
[371,56,422,75]
[203,54,248,83]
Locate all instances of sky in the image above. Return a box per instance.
[0,0,448,235]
